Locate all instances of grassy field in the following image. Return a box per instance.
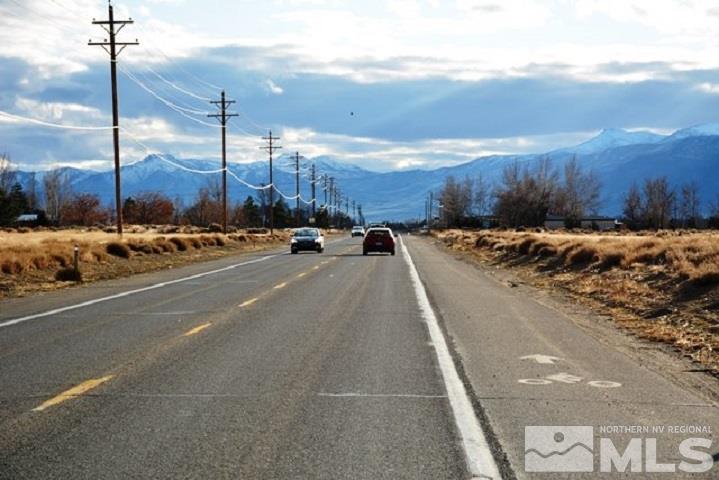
[0,226,291,297]
[434,229,719,373]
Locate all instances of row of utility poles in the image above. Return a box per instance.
[90,2,360,236]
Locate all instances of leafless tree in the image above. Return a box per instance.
[493,157,559,227]
[642,177,675,229]
[679,181,701,228]
[554,156,601,227]
[43,168,72,224]
[0,153,16,193]
[622,182,643,229]
[439,175,473,227]
[473,173,491,217]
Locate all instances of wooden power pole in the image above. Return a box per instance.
[261,131,281,235]
[89,3,138,236]
[208,90,237,234]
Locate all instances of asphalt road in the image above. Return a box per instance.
[0,234,717,479]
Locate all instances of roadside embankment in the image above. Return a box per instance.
[0,226,292,298]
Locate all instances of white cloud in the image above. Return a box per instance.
[265,79,284,95]
[696,82,719,95]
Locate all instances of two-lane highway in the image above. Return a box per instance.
[0,236,477,479]
[1,234,717,479]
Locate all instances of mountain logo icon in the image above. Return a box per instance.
[525,426,594,472]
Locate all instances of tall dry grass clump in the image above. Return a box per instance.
[438,229,719,288]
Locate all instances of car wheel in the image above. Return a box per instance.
[363,249,368,256]
[291,249,298,254]
[391,250,395,256]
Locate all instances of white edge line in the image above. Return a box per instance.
[0,237,349,329]
[0,253,282,329]
[400,235,502,480]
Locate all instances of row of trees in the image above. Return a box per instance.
[438,157,601,228]
[1,154,358,228]
[621,178,709,229]
[437,157,718,230]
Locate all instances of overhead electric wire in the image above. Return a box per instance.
[0,110,115,130]
[119,65,221,128]
[141,63,212,102]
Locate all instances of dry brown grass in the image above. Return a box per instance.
[0,226,293,297]
[435,228,719,373]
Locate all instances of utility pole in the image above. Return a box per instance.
[328,177,335,218]
[429,191,434,230]
[89,3,138,236]
[208,90,237,234]
[352,199,356,222]
[310,163,317,218]
[261,131,281,235]
[322,175,328,208]
[293,151,300,227]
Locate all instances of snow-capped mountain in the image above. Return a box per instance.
[557,128,665,155]
[13,124,719,221]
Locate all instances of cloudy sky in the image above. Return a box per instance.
[2,0,719,172]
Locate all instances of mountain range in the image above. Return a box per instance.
[13,124,719,221]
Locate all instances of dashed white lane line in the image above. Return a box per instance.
[400,235,502,480]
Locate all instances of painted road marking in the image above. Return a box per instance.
[520,354,563,364]
[518,374,622,388]
[183,322,212,337]
[546,372,583,384]
[32,375,114,412]
[401,236,501,480]
[313,265,320,270]
[273,282,287,290]
[587,380,622,388]
[0,254,284,329]
[239,298,258,308]
[0,237,357,330]
[297,272,307,278]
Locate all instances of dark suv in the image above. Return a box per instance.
[362,228,395,256]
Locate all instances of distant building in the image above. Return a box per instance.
[16,214,39,223]
[544,215,618,231]
[544,214,566,230]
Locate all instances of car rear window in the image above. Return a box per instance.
[367,230,390,237]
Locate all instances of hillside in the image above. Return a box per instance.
[13,125,719,221]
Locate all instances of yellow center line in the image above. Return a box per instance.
[297,272,307,278]
[183,322,212,337]
[239,297,259,308]
[32,375,114,412]
[313,265,320,270]
[273,282,287,290]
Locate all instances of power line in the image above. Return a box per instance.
[89,2,139,236]
[0,110,114,130]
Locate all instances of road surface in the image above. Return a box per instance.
[0,235,716,479]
